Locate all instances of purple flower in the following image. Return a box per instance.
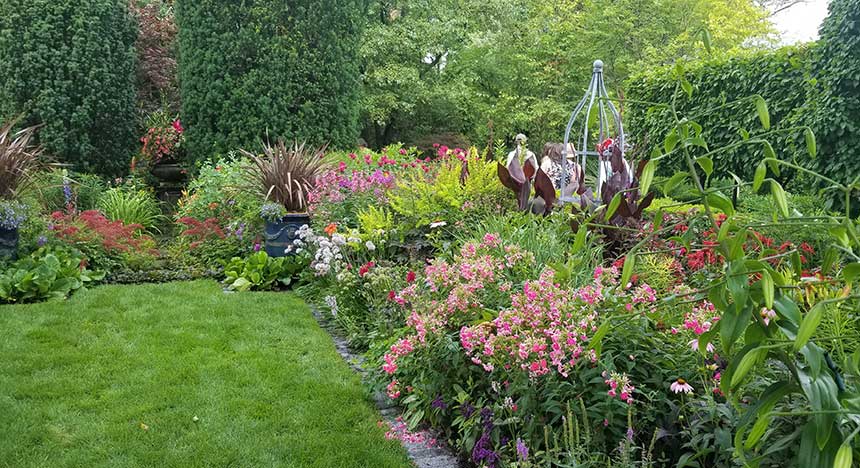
[471,431,499,467]
[480,407,494,430]
[516,438,529,461]
[37,235,48,247]
[460,402,475,418]
[253,243,261,252]
[430,395,447,410]
[62,177,73,206]
[627,427,635,442]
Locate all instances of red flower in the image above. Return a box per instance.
[172,120,184,133]
[388,291,396,301]
[406,271,416,284]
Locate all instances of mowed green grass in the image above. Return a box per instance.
[0,281,411,468]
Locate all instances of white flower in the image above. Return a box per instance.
[324,295,339,317]
[365,241,376,251]
[429,221,448,229]
[348,237,361,244]
[332,234,346,246]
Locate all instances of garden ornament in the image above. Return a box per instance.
[560,59,627,202]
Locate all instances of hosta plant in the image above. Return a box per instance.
[0,247,104,303]
[222,251,306,292]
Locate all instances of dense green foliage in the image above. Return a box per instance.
[0,0,137,176]
[626,46,817,185]
[0,282,411,467]
[175,0,364,161]
[359,0,773,148]
[628,6,860,198]
[815,0,860,188]
[0,247,103,303]
[222,251,306,291]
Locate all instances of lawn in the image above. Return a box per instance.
[0,281,411,468]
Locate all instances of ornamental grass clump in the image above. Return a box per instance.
[0,119,42,200]
[241,140,330,213]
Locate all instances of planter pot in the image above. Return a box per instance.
[151,163,187,183]
[0,227,19,260]
[265,213,310,258]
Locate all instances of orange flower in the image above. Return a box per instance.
[324,223,338,235]
[208,202,219,210]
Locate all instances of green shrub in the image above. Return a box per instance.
[175,0,364,161]
[0,0,137,176]
[222,251,306,292]
[0,247,104,303]
[177,156,262,230]
[98,187,164,233]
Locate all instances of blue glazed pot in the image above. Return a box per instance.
[264,213,310,258]
[0,227,18,260]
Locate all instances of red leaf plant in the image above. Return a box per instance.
[50,210,156,254]
[177,217,226,249]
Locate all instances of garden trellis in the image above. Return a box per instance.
[561,59,627,202]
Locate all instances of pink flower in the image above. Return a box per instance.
[689,339,715,354]
[172,120,184,133]
[760,307,777,326]
[670,378,694,394]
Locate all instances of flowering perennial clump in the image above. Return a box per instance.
[381,235,534,383]
[461,269,598,377]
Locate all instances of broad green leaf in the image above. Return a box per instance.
[639,160,657,195]
[761,270,774,309]
[804,128,817,159]
[762,141,777,160]
[800,343,824,378]
[573,226,588,251]
[681,77,693,98]
[606,193,622,221]
[720,303,748,354]
[843,263,860,282]
[665,131,680,153]
[589,320,611,356]
[652,207,664,231]
[753,162,767,191]
[731,347,766,387]
[621,254,636,287]
[755,95,770,130]
[707,191,735,216]
[701,28,712,53]
[696,156,714,177]
[663,171,689,195]
[771,181,789,218]
[794,302,825,352]
[834,443,853,468]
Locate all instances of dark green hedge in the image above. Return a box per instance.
[175,0,364,162]
[815,0,860,184]
[627,2,860,195]
[625,46,818,187]
[0,0,137,176]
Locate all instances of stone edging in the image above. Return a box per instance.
[310,307,463,468]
